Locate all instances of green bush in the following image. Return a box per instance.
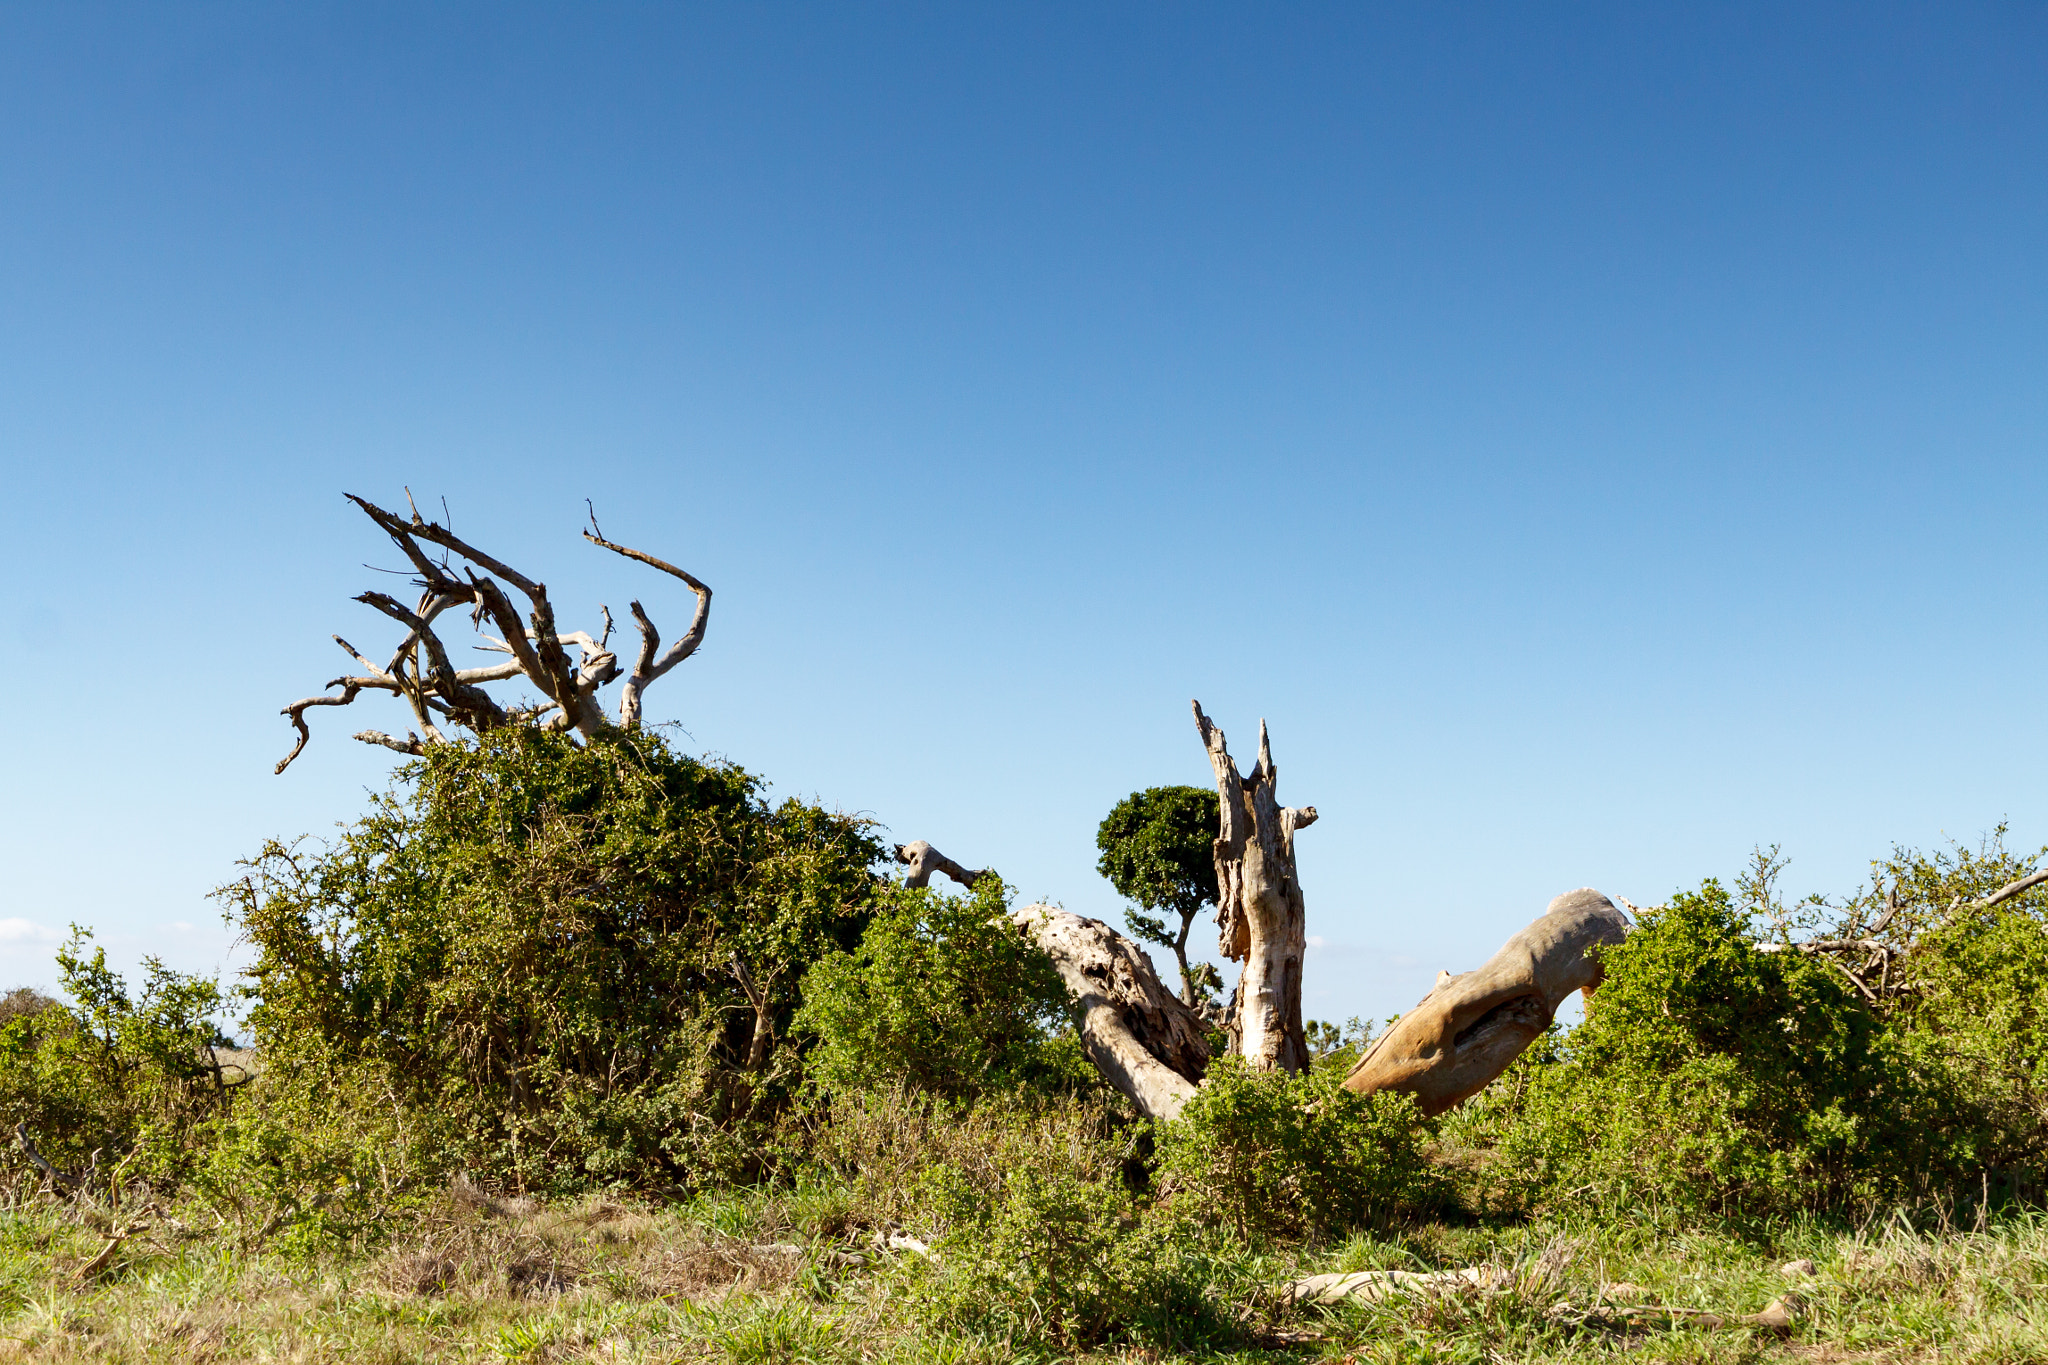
[1473,879,1967,1220]
[1156,1055,1445,1240]
[0,934,235,1193]
[1868,835,2048,1188]
[220,727,887,1194]
[816,1089,1253,1351]
[909,1164,1251,1351]
[793,878,1091,1102]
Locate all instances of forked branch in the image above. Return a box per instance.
[583,517,713,729]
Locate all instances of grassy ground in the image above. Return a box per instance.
[3,1183,2045,1364]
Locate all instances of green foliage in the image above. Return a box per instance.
[0,933,234,1191]
[1866,833,2048,1181]
[792,879,1092,1102]
[910,1166,1251,1351]
[220,726,887,1194]
[1095,786,1220,923]
[1472,879,1965,1220]
[1096,785,1222,1004]
[814,1089,1255,1352]
[1158,1055,1446,1241]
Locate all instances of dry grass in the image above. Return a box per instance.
[4,1180,2048,1363]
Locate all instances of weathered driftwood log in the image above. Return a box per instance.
[1194,702,1316,1072]
[1011,905,1209,1120]
[1343,888,1630,1115]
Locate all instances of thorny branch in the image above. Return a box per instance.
[275,495,712,771]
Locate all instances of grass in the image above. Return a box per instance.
[4,1182,2048,1363]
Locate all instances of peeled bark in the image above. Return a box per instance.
[1011,905,1209,1120]
[1343,888,1630,1115]
[1194,702,1316,1072]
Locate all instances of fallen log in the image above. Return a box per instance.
[1343,889,1631,1115]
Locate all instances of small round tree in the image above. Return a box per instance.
[1095,785,1222,1008]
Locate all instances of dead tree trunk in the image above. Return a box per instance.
[1011,906,1209,1120]
[1343,888,1630,1115]
[1194,702,1316,1072]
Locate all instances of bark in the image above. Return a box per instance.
[1193,701,1316,1072]
[728,952,775,1071]
[1343,888,1631,1115]
[1011,905,1209,1120]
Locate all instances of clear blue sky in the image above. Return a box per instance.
[2,4,2043,1029]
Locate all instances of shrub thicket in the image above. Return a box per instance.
[1463,878,1975,1219]
[219,726,886,1195]
[23,703,2048,1340]
[806,1087,1256,1351]
[1158,1055,1445,1239]
[793,877,1091,1102]
[0,934,233,1192]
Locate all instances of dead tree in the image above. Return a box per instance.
[1195,702,1316,1071]
[889,705,1640,1122]
[275,494,710,772]
[910,831,1623,1121]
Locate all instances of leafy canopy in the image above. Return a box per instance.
[1095,785,1219,939]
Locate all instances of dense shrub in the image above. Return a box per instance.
[1872,836,2048,1188]
[792,878,1092,1101]
[0,934,234,1192]
[1469,879,1969,1220]
[220,727,887,1194]
[807,1088,1253,1351]
[1156,1055,1445,1240]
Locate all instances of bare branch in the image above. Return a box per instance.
[279,496,712,770]
[728,952,775,1071]
[1977,869,2048,911]
[15,1124,76,1189]
[353,729,426,757]
[276,683,365,774]
[355,591,509,733]
[583,527,712,727]
[332,635,388,678]
[348,494,543,597]
[453,659,528,685]
[348,494,589,732]
[893,841,989,890]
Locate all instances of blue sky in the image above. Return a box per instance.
[2,3,2043,1028]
